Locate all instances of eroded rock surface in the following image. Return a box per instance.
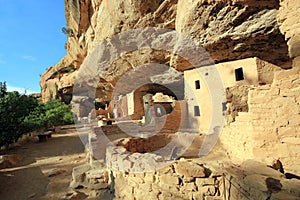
[40,0,291,102]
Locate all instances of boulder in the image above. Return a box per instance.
[0,154,23,169]
[173,161,207,178]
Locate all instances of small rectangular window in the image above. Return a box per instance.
[194,106,200,116]
[222,102,227,112]
[235,67,244,81]
[195,80,200,89]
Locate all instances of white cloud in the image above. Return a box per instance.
[21,55,37,61]
[7,85,40,94]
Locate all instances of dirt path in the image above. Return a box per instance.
[0,127,87,200]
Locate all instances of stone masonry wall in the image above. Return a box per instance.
[110,159,224,200]
[221,68,300,175]
[71,158,300,199]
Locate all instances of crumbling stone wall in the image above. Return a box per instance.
[221,69,300,175]
[71,158,300,199]
[110,160,223,200]
[225,85,249,124]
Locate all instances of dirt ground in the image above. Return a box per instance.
[0,126,87,200]
[0,126,228,200]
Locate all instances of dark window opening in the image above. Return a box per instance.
[222,102,227,112]
[205,72,209,76]
[195,80,200,89]
[235,67,244,81]
[194,106,200,116]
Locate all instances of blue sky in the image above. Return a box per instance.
[0,0,67,94]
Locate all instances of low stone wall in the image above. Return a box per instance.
[110,159,223,200]
[71,158,300,200]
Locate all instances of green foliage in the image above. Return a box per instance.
[0,81,7,97]
[0,82,74,147]
[44,100,74,126]
[66,65,75,73]
[0,90,38,146]
[23,100,74,131]
[62,27,74,37]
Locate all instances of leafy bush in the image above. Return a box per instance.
[0,91,38,146]
[23,100,74,131]
[0,82,74,147]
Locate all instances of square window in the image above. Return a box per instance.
[194,106,200,116]
[195,80,200,89]
[235,67,244,81]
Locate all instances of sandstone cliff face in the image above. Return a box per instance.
[277,0,300,67]
[40,0,291,103]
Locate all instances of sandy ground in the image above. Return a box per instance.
[0,127,87,200]
[0,126,228,200]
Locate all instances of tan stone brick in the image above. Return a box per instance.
[281,137,300,144]
[280,87,300,97]
[252,147,269,158]
[144,173,155,183]
[181,182,197,192]
[277,104,300,116]
[159,174,179,185]
[173,161,206,178]
[176,191,193,200]
[252,133,279,144]
[198,186,216,196]
[267,143,291,157]
[155,182,179,194]
[251,121,276,128]
[249,96,273,104]
[195,178,215,187]
[272,96,295,108]
[275,118,289,127]
[279,79,293,89]
[137,182,152,192]
[274,69,300,81]
[158,191,173,200]
[252,126,276,132]
[278,127,299,137]
[288,114,300,126]
[291,76,300,85]
[183,176,195,183]
[127,179,139,188]
[192,192,203,200]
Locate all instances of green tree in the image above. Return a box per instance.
[0,81,7,97]
[0,81,74,147]
[0,89,38,147]
[23,100,74,131]
[44,100,74,126]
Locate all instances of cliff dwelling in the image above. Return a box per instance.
[38,0,300,199]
